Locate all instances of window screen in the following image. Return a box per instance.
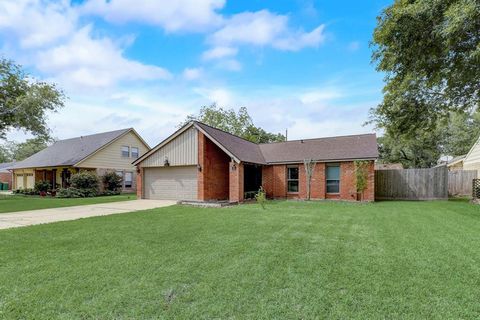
[326,165,340,193]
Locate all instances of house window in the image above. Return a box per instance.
[131,147,139,158]
[326,164,340,193]
[121,146,130,157]
[287,166,299,193]
[124,172,133,188]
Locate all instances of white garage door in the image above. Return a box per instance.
[144,166,198,200]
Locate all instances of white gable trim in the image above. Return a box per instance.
[464,135,480,164]
[74,128,149,167]
[133,122,196,165]
[193,123,241,163]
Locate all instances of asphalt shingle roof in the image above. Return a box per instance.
[194,122,267,164]
[195,121,378,164]
[259,134,379,163]
[0,162,14,172]
[10,128,130,169]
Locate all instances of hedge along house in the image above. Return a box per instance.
[134,121,378,202]
[10,128,149,192]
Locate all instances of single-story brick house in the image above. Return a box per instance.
[10,128,149,192]
[134,121,378,202]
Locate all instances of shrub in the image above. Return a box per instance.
[14,188,37,196]
[102,171,123,192]
[354,160,370,200]
[56,187,85,198]
[56,171,100,198]
[34,180,51,193]
[71,171,99,196]
[255,187,267,210]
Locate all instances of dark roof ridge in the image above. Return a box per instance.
[55,128,132,142]
[192,121,260,146]
[259,133,376,145]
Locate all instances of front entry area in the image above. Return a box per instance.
[143,166,198,200]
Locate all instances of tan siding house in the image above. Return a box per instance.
[464,136,480,174]
[10,128,149,192]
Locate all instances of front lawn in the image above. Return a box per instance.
[1,200,480,318]
[0,194,136,213]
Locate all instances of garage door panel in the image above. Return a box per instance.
[144,166,197,200]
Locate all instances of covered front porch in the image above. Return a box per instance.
[13,167,79,190]
[34,167,79,189]
[197,132,263,203]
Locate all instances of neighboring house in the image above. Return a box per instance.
[0,162,14,189]
[375,163,403,170]
[446,155,466,171]
[10,129,149,192]
[133,121,378,202]
[464,135,480,174]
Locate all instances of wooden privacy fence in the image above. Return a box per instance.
[375,166,448,200]
[448,170,478,196]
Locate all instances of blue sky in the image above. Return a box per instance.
[0,0,391,146]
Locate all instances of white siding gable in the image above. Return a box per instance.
[76,131,149,170]
[141,127,198,167]
[464,136,480,173]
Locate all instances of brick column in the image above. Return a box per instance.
[197,132,206,201]
[229,161,244,203]
[136,166,143,199]
[363,160,375,202]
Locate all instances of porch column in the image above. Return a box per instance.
[229,161,244,203]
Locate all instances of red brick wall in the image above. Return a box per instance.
[261,165,273,198]
[136,166,143,198]
[259,160,375,201]
[0,172,12,189]
[229,161,244,202]
[340,162,357,201]
[272,165,287,198]
[198,132,230,201]
[364,161,375,201]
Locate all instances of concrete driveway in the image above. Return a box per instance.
[0,200,176,230]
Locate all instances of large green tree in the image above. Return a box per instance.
[0,137,50,162]
[0,58,65,139]
[370,0,480,167]
[181,104,285,144]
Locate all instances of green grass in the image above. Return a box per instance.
[0,194,136,213]
[1,200,480,318]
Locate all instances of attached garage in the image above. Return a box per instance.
[143,166,198,200]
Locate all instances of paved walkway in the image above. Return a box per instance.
[0,200,176,230]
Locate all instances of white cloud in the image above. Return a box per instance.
[208,10,325,52]
[82,0,225,33]
[216,59,242,71]
[202,46,238,60]
[35,26,171,90]
[0,0,77,48]
[182,67,202,81]
[0,0,172,92]
[194,87,235,106]
[299,88,343,104]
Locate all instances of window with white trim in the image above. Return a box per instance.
[131,147,139,158]
[121,146,130,157]
[124,172,133,188]
[287,166,299,193]
[326,164,340,193]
